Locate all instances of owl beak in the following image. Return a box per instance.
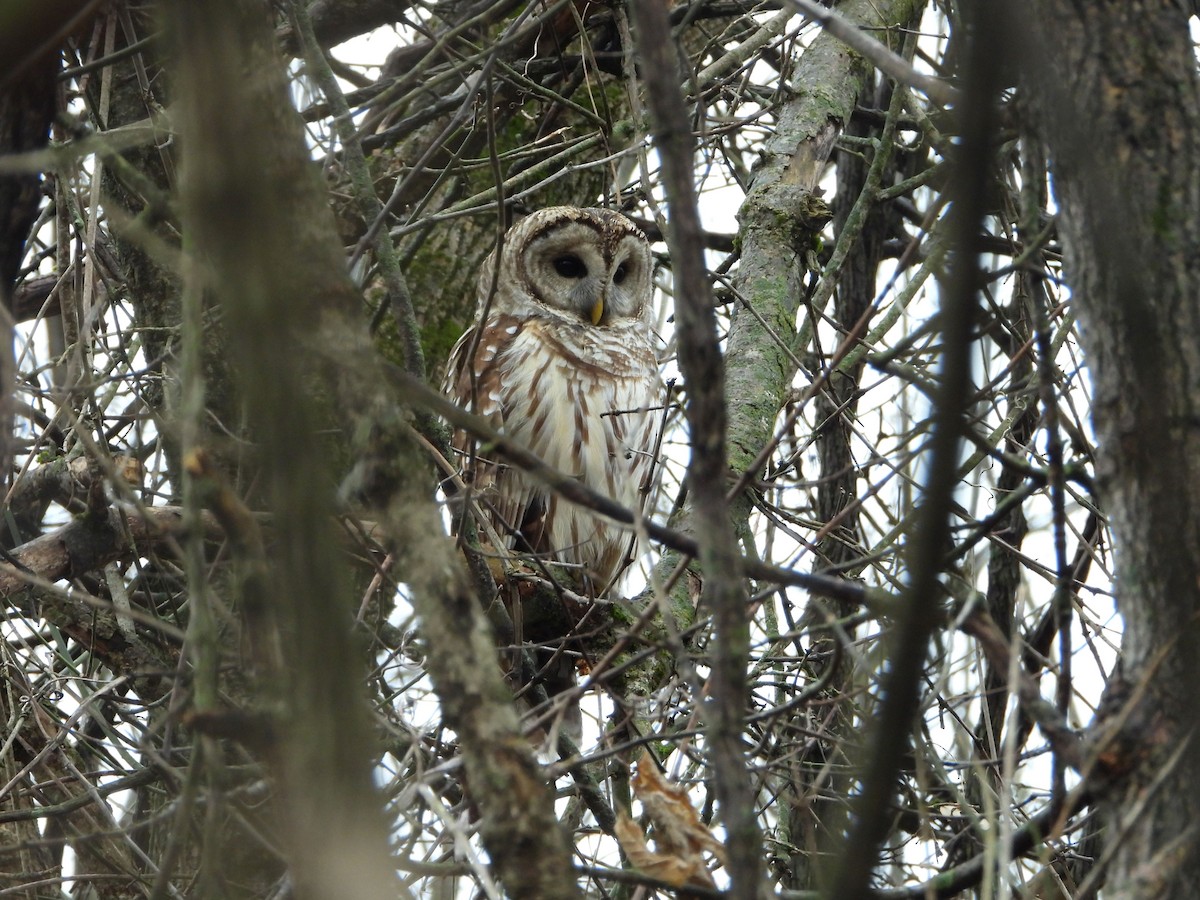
[589,297,604,325]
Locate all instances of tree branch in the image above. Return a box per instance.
[782,0,959,107]
[826,4,1008,895]
[394,367,889,612]
[169,1,405,895]
[631,4,761,897]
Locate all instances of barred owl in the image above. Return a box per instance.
[445,207,660,593]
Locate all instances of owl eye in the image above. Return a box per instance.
[553,255,587,278]
[613,263,629,285]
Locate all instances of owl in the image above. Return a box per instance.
[445,207,661,595]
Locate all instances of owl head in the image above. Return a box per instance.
[478,207,653,328]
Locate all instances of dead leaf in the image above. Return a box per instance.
[616,813,715,888]
[613,750,725,889]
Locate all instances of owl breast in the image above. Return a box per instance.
[500,317,657,587]
[451,312,659,590]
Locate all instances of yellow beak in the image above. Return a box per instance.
[589,297,604,325]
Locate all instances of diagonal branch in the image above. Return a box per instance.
[783,0,960,107]
[395,367,888,612]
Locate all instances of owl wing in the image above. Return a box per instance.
[444,314,544,554]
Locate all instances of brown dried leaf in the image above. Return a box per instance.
[615,813,716,889]
[612,750,725,889]
[632,750,726,862]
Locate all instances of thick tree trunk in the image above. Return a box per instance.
[1018,1,1200,895]
[170,2,583,896]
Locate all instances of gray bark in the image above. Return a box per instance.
[1017,0,1200,895]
